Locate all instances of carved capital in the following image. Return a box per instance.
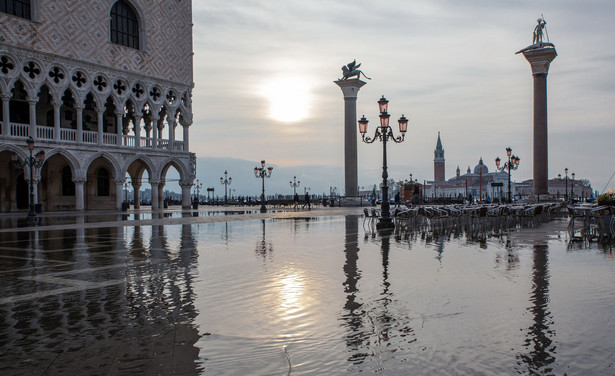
[73,177,87,184]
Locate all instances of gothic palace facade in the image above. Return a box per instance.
[0,0,195,212]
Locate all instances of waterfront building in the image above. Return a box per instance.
[0,0,195,212]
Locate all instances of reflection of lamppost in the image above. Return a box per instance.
[11,137,46,219]
[254,160,273,213]
[358,95,409,230]
[220,170,232,205]
[495,147,521,203]
[290,176,300,196]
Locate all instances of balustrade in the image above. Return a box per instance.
[36,126,54,140]
[82,130,97,144]
[10,122,29,137]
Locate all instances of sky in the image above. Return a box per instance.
[178,0,615,197]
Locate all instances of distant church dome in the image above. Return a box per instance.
[473,157,489,174]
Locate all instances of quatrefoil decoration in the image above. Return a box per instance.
[93,75,107,92]
[149,87,161,101]
[113,80,127,95]
[23,61,41,79]
[166,90,177,104]
[0,56,15,75]
[72,71,87,88]
[48,66,65,84]
[132,83,144,98]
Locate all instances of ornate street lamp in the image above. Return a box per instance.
[11,137,46,219]
[254,160,273,213]
[564,168,569,202]
[358,95,409,230]
[570,172,575,203]
[220,171,232,205]
[194,179,203,203]
[495,147,520,203]
[290,176,300,196]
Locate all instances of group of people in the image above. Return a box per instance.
[294,192,311,209]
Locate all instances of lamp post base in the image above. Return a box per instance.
[260,205,267,213]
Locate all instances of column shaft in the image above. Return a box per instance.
[533,74,548,194]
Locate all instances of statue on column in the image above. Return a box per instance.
[516,15,554,54]
[340,60,371,80]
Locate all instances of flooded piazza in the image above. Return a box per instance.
[0,208,614,375]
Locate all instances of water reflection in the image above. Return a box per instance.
[0,224,202,374]
[341,216,416,370]
[517,243,556,374]
[255,219,273,259]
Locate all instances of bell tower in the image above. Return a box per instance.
[434,132,445,182]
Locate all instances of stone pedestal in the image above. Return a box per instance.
[521,47,557,195]
[334,79,366,198]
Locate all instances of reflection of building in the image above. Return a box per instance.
[0,1,195,212]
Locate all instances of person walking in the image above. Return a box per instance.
[394,191,401,207]
[303,192,311,209]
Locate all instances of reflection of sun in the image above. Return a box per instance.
[261,76,310,123]
[277,269,305,312]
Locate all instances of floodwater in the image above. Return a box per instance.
[0,214,614,375]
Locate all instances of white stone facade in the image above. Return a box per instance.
[0,0,195,212]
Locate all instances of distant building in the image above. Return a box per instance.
[0,0,195,212]
[433,131,445,182]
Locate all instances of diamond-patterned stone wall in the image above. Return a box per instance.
[0,0,193,86]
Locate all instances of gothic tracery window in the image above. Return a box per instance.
[1,0,31,20]
[110,1,139,49]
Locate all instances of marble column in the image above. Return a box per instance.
[96,108,104,145]
[27,97,37,139]
[182,122,191,151]
[75,104,84,143]
[114,179,124,210]
[2,95,11,136]
[152,117,159,149]
[334,79,366,197]
[168,117,175,150]
[180,182,192,209]
[150,181,159,210]
[52,99,61,141]
[158,183,165,209]
[132,182,141,209]
[115,112,123,146]
[521,47,557,196]
[74,178,85,211]
[134,112,142,148]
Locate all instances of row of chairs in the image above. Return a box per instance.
[567,205,615,242]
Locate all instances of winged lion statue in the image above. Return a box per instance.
[340,60,371,80]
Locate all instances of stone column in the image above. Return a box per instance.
[180,182,192,209]
[182,122,191,151]
[74,178,86,211]
[134,112,142,148]
[168,117,175,151]
[27,97,37,139]
[2,95,11,136]
[158,183,165,209]
[150,181,159,210]
[115,112,123,146]
[521,47,557,195]
[52,99,61,141]
[96,108,104,145]
[132,182,141,209]
[152,117,159,149]
[114,179,124,211]
[334,79,366,198]
[75,104,84,143]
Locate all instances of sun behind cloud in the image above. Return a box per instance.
[261,76,311,123]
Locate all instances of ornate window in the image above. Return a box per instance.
[97,168,110,196]
[1,0,31,20]
[110,1,139,49]
[61,166,75,196]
